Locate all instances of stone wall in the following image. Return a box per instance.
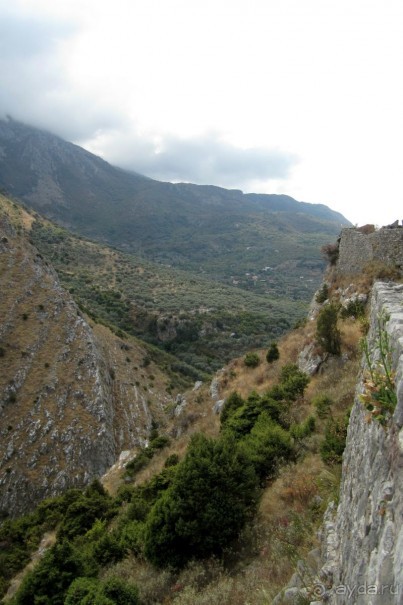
[318,282,403,604]
[337,227,403,275]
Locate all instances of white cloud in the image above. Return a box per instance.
[0,0,402,226]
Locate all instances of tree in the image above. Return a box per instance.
[266,342,279,363]
[241,413,293,482]
[14,540,86,605]
[143,434,259,568]
[316,304,341,355]
[220,391,244,425]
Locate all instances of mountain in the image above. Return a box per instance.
[0,195,180,516]
[0,118,350,297]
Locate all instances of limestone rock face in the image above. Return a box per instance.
[298,342,325,375]
[0,203,166,516]
[318,282,403,604]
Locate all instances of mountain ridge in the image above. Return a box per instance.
[0,118,350,292]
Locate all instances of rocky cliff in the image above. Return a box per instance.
[0,197,170,517]
[317,281,403,604]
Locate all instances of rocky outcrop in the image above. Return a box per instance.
[0,202,169,516]
[317,282,403,604]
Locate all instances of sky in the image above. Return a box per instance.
[0,0,402,227]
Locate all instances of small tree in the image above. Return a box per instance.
[266,342,280,363]
[244,352,260,368]
[316,304,341,355]
[143,434,259,568]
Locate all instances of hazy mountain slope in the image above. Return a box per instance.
[0,196,173,516]
[0,118,350,294]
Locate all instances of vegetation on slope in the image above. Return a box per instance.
[28,217,303,376]
[1,291,365,604]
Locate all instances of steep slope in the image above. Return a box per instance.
[0,197,172,517]
[0,118,350,297]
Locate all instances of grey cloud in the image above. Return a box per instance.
[105,133,298,189]
[0,8,296,190]
[0,9,127,141]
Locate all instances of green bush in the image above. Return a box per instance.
[290,415,316,440]
[316,303,341,355]
[101,576,139,604]
[313,394,333,419]
[125,448,154,477]
[143,434,259,568]
[64,577,100,605]
[57,482,114,541]
[242,413,294,481]
[278,364,310,400]
[340,299,366,319]
[13,540,88,605]
[119,520,146,556]
[220,391,245,425]
[65,576,139,605]
[266,342,280,363]
[320,416,349,464]
[315,283,329,304]
[244,352,260,368]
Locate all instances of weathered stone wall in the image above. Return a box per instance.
[318,282,403,604]
[337,228,403,275]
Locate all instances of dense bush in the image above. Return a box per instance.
[220,391,245,425]
[65,576,139,605]
[320,416,349,464]
[57,481,115,541]
[315,283,329,304]
[143,434,259,568]
[241,413,294,481]
[316,303,341,355]
[266,342,280,363]
[244,352,260,368]
[313,394,333,419]
[12,540,89,605]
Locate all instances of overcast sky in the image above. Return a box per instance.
[0,0,402,226]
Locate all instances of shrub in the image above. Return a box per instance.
[57,482,113,541]
[340,299,366,319]
[312,394,333,418]
[13,540,87,605]
[244,352,260,368]
[220,392,244,426]
[266,342,280,363]
[312,394,333,419]
[315,283,329,304]
[321,242,339,265]
[119,520,146,556]
[316,303,341,355]
[320,416,349,464]
[242,413,294,481]
[65,576,139,605]
[278,364,310,400]
[101,576,140,604]
[125,449,154,477]
[290,415,316,440]
[143,434,259,568]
